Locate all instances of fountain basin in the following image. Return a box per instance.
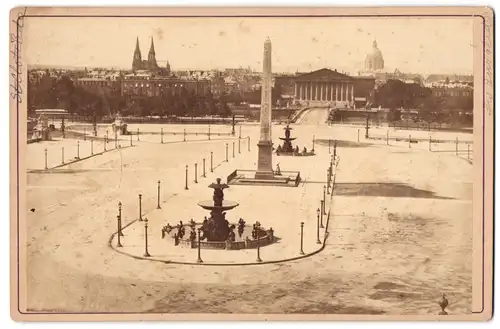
[197,200,239,211]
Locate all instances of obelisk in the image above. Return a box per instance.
[255,37,274,179]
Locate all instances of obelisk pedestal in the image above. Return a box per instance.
[255,37,275,180]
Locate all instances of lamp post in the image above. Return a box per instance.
[137,128,140,141]
[161,128,164,144]
[116,215,123,248]
[357,129,359,142]
[333,140,337,158]
[208,126,211,140]
[44,148,48,170]
[239,125,242,139]
[409,134,412,148]
[202,158,206,177]
[323,185,326,213]
[320,200,325,228]
[91,139,94,155]
[256,221,262,262]
[157,180,161,209]
[312,135,315,152]
[130,134,132,146]
[143,218,151,257]
[238,138,241,153]
[467,144,470,160]
[77,141,80,159]
[231,114,236,136]
[455,137,459,155]
[194,163,198,183]
[197,227,203,263]
[83,127,86,141]
[118,201,124,237]
[316,208,321,244]
[225,143,229,162]
[185,165,189,190]
[114,131,118,149]
[93,111,97,136]
[210,152,213,172]
[328,139,331,154]
[300,222,305,255]
[138,194,143,221]
[183,129,186,142]
[386,130,389,145]
[61,147,64,164]
[248,136,250,151]
[232,141,235,158]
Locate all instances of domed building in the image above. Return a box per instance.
[364,40,384,72]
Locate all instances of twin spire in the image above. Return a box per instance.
[134,36,155,55]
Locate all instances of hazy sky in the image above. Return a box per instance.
[24,17,474,74]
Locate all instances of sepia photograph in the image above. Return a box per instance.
[9,6,494,322]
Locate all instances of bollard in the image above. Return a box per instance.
[300,222,305,255]
[183,129,186,142]
[202,158,206,178]
[323,185,326,206]
[84,128,86,141]
[130,134,132,146]
[77,141,80,159]
[185,165,189,190]
[316,208,321,244]
[239,125,242,139]
[467,144,470,160]
[456,137,459,155]
[386,130,389,145]
[320,200,325,228]
[208,126,211,140]
[138,194,143,221]
[312,135,315,152]
[256,222,262,262]
[232,142,235,158]
[248,136,251,151]
[61,147,65,165]
[357,129,360,142]
[210,152,214,172]
[409,135,411,148]
[44,148,48,170]
[197,228,203,263]
[429,136,432,151]
[225,143,229,162]
[115,132,118,149]
[238,138,241,153]
[194,163,198,183]
[104,136,107,151]
[328,139,331,154]
[161,128,164,144]
[157,180,161,209]
[91,139,94,155]
[137,128,140,141]
[143,218,151,257]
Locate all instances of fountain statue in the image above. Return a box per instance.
[32,113,51,141]
[275,123,315,157]
[197,178,239,242]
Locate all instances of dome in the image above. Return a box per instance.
[365,40,384,71]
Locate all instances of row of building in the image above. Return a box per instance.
[28,37,473,111]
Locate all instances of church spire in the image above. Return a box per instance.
[149,37,155,54]
[132,36,142,71]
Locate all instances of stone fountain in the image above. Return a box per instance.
[197,178,239,242]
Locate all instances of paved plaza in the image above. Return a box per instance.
[25,113,473,315]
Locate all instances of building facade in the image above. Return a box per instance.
[292,68,375,108]
[121,74,211,99]
[364,40,385,72]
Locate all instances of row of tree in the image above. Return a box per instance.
[28,73,234,118]
[374,79,473,113]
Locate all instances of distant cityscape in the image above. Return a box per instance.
[28,36,473,125]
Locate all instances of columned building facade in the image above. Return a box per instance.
[292,68,375,108]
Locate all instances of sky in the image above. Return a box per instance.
[24,16,474,75]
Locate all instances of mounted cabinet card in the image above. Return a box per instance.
[9,6,494,322]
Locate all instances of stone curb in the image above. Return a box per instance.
[107,157,337,266]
